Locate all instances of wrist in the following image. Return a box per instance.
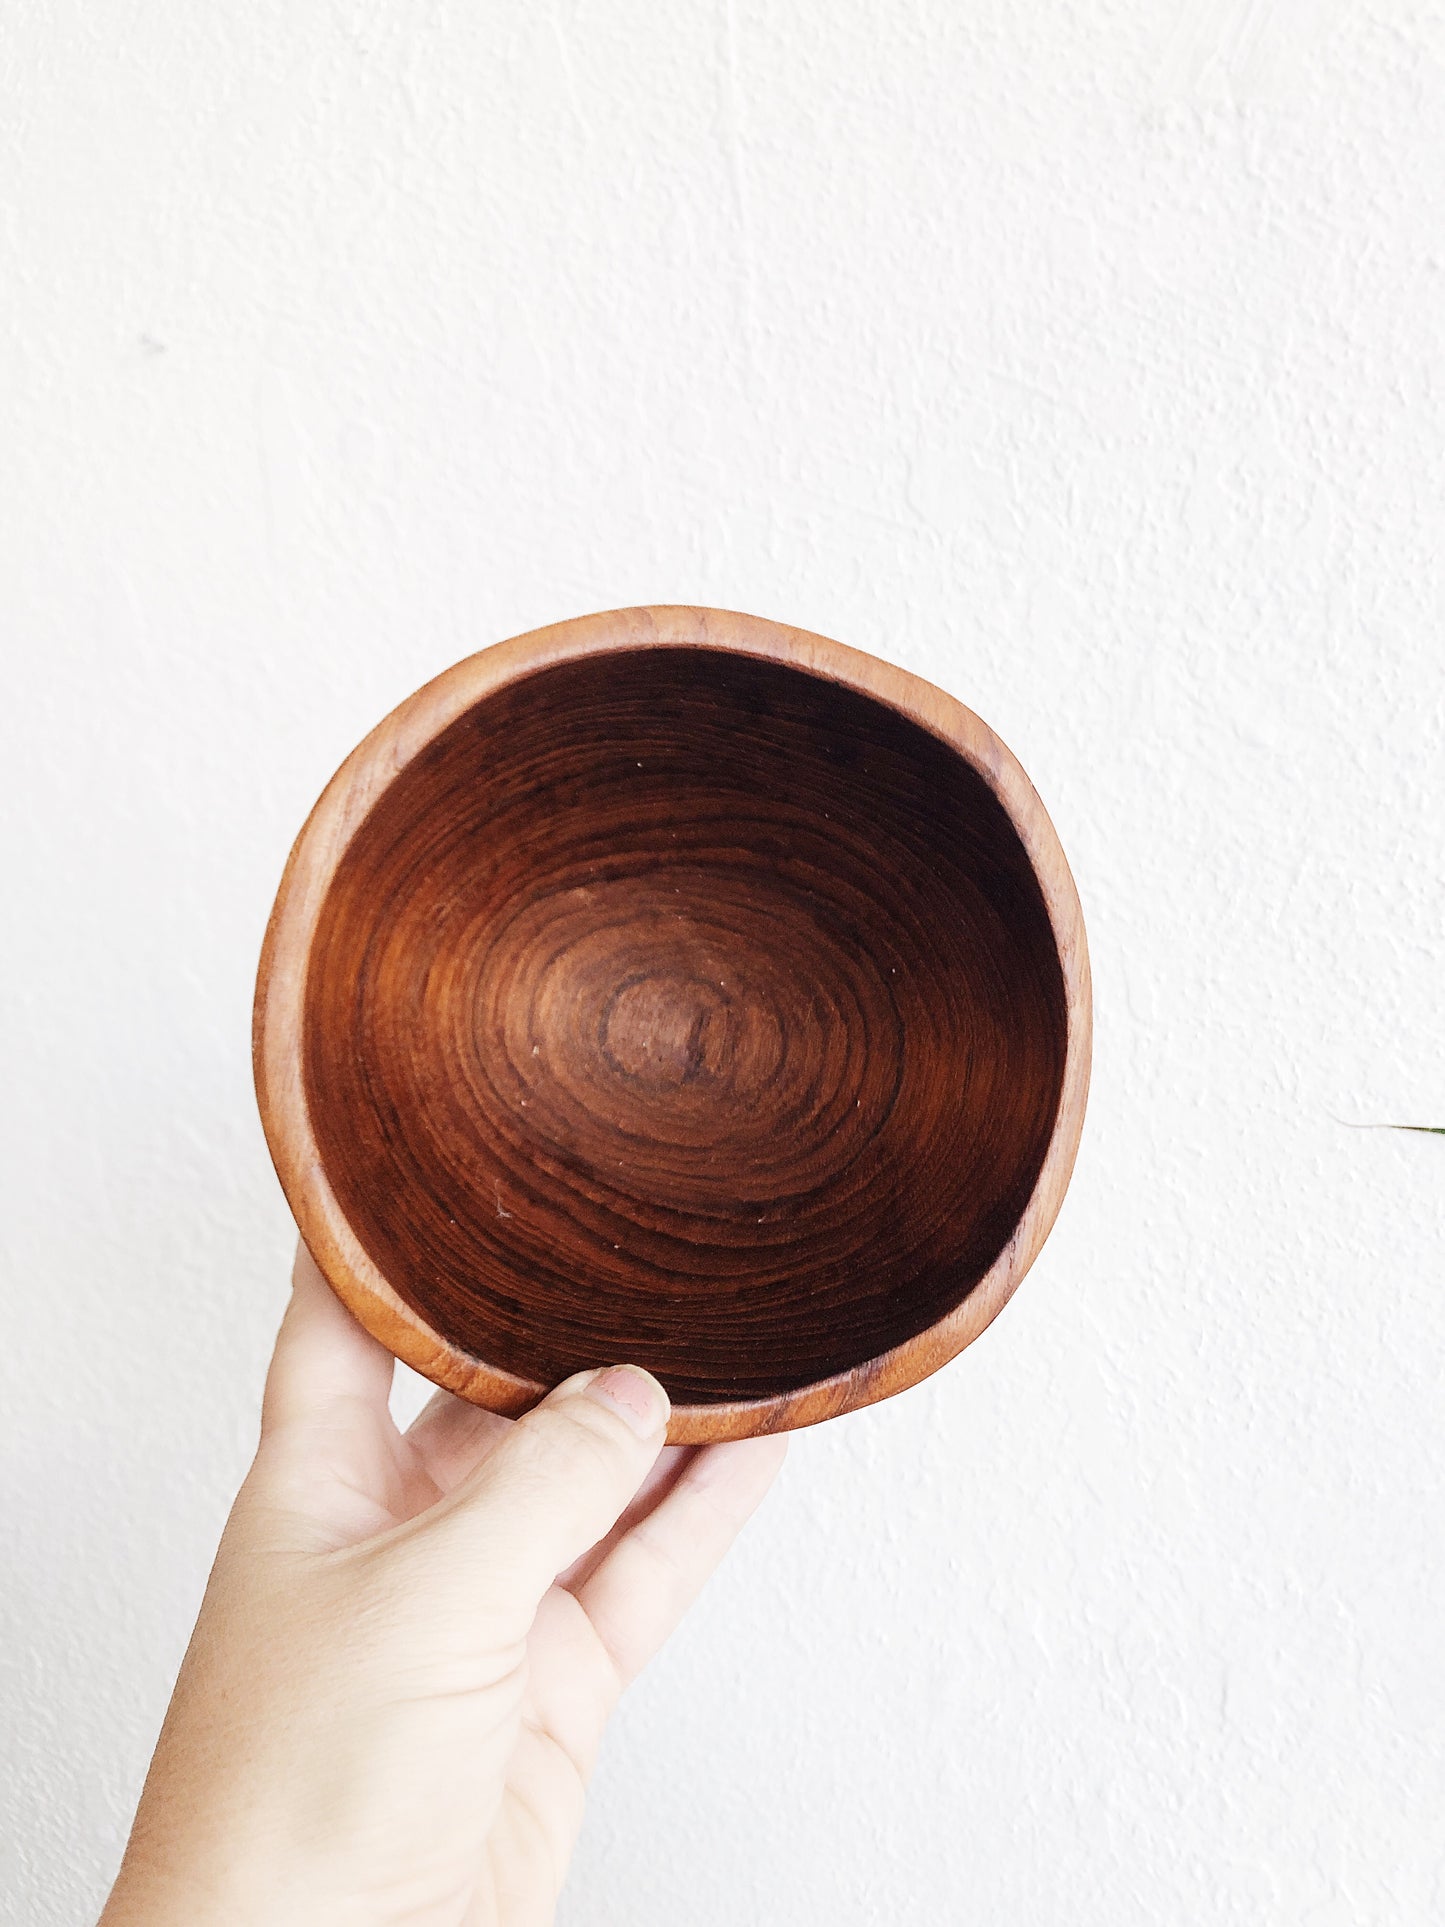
[100,1863,263,1927]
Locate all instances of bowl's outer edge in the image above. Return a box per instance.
[253,605,1092,1442]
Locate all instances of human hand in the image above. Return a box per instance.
[100,1243,787,1927]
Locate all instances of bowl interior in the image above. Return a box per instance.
[303,647,1068,1404]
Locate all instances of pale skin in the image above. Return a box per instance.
[99,1244,787,1926]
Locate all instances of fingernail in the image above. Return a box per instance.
[583,1364,670,1437]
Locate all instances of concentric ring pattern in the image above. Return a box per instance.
[302,646,1068,1404]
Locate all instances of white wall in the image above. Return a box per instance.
[3,4,1443,1921]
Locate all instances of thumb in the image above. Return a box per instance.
[411,1364,671,1624]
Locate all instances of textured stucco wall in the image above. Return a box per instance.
[3,4,1444,1921]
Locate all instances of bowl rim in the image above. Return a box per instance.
[253,605,1092,1442]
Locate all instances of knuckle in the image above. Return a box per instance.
[525,1395,632,1477]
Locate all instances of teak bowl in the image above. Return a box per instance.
[254,607,1091,1442]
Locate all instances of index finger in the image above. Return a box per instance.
[259,1239,397,1440]
[564,1433,788,1687]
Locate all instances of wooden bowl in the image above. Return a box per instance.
[254,607,1090,1442]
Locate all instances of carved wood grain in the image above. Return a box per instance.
[254,607,1091,1441]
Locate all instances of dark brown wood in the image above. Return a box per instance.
[254,607,1091,1441]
